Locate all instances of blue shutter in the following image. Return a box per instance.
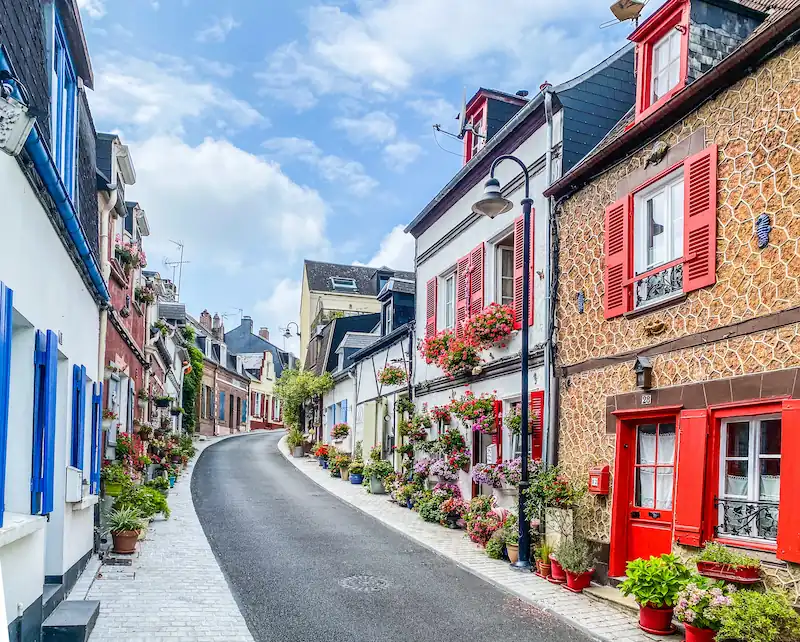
[90,382,102,494]
[242,398,247,424]
[219,391,225,420]
[32,330,58,515]
[0,282,14,527]
[71,365,86,469]
[343,399,348,423]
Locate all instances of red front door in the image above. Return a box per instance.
[614,420,677,569]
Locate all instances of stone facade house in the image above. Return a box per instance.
[545,0,800,594]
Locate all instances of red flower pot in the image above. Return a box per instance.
[696,560,760,584]
[685,623,717,642]
[638,604,675,635]
[564,568,593,593]
[548,555,566,584]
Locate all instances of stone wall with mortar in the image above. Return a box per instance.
[554,42,800,596]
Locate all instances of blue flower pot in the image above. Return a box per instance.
[322,460,329,469]
[169,476,176,488]
[407,499,414,509]
[317,457,324,467]
[350,474,364,485]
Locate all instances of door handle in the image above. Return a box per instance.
[630,511,640,518]
[648,511,661,519]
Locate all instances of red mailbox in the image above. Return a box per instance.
[588,465,610,495]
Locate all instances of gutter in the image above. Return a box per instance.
[0,51,110,304]
[545,6,800,199]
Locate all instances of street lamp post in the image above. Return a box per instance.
[472,155,533,571]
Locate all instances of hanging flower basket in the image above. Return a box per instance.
[463,303,515,348]
[438,339,481,379]
[332,423,350,440]
[154,396,172,408]
[429,405,451,423]
[450,390,497,434]
[377,365,407,386]
[418,330,453,365]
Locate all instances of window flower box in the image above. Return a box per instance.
[463,302,515,349]
[695,560,760,584]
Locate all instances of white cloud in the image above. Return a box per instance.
[333,111,396,144]
[263,137,378,197]
[89,53,264,136]
[258,0,617,108]
[77,0,106,18]
[407,96,458,125]
[383,139,423,172]
[254,279,302,357]
[196,58,237,78]
[355,224,414,271]
[195,15,240,43]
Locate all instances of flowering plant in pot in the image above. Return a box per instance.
[394,443,415,459]
[429,405,451,423]
[471,462,503,488]
[332,422,350,440]
[106,506,144,554]
[440,497,469,529]
[557,538,594,593]
[313,442,329,465]
[377,365,407,386]
[413,458,432,478]
[418,330,453,365]
[619,554,692,634]
[102,409,117,428]
[154,395,172,408]
[463,302,515,348]
[450,390,497,434]
[674,576,735,642]
[101,462,131,497]
[504,403,541,436]
[439,338,481,378]
[446,447,471,472]
[504,521,520,563]
[694,542,761,584]
[429,458,459,482]
[466,510,504,547]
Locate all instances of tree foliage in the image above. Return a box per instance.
[274,368,333,429]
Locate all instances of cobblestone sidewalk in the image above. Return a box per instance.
[278,437,681,642]
[70,435,255,642]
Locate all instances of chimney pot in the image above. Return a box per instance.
[259,327,270,341]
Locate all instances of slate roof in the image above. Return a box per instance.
[336,332,380,352]
[378,277,415,300]
[158,302,186,326]
[350,323,412,363]
[224,318,293,379]
[304,260,414,295]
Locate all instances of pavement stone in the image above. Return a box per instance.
[78,434,255,642]
[277,436,682,642]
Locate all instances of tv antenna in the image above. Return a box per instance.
[601,0,647,29]
[432,86,489,156]
[164,240,189,302]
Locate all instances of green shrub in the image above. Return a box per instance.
[364,459,394,480]
[556,538,593,574]
[115,485,170,519]
[619,554,692,607]
[418,496,444,523]
[486,530,506,560]
[717,590,800,642]
[695,541,760,568]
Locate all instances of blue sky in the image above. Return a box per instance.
[77,0,645,355]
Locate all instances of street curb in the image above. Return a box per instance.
[277,435,620,642]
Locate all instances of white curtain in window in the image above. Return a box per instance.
[656,469,674,510]
[638,430,657,464]
[638,469,655,508]
[760,475,780,502]
[726,475,748,496]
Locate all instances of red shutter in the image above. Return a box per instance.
[260,395,266,418]
[530,390,544,461]
[469,243,484,317]
[604,196,631,319]
[455,254,469,338]
[673,409,709,547]
[425,277,437,338]
[683,145,718,293]
[777,400,800,562]
[512,213,535,329]
[250,392,256,415]
[492,399,503,456]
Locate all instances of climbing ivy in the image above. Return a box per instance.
[180,325,204,433]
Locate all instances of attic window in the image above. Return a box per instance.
[331,277,357,291]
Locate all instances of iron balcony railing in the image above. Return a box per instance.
[714,497,778,541]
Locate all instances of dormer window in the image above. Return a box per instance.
[630,0,689,121]
[469,112,484,159]
[331,277,357,291]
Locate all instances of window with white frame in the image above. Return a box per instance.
[331,277,357,291]
[442,273,455,330]
[274,398,282,421]
[495,235,514,307]
[652,29,681,103]
[718,416,781,542]
[633,170,684,307]
[470,115,484,158]
[51,9,78,201]
[384,302,393,335]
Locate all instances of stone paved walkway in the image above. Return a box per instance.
[278,437,682,642]
[71,435,255,642]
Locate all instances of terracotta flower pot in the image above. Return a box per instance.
[564,568,593,593]
[111,530,139,554]
[548,554,566,584]
[638,604,676,635]
[506,543,519,564]
[535,560,551,578]
[684,623,717,642]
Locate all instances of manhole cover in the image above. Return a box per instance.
[338,575,390,592]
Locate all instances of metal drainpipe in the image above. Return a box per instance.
[542,85,557,469]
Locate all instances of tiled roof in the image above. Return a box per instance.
[304,260,413,295]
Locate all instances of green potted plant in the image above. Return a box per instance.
[336,454,351,480]
[154,394,172,408]
[106,506,144,554]
[694,542,761,584]
[505,525,520,563]
[486,529,507,560]
[349,460,364,485]
[557,538,594,593]
[100,462,129,497]
[170,406,184,417]
[674,576,735,642]
[136,387,150,408]
[364,446,394,494]
[287,428,305,457]
[716,589,800,642]
[619,554,692,634]
[536,542,553,578]
[146,476,170,497]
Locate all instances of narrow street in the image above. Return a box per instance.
[191,432,591,642]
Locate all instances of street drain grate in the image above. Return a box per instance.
[338,576,390,592]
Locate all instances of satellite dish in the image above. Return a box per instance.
[610,0,645,22]
[457,87,467,139]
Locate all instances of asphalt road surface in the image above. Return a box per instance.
[192,431,592,642]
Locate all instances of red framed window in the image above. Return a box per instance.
[630,0,690,121]
[464,107,486,163]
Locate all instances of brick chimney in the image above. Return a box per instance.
[199,310,212,331]
[212,313,224,340]
[259,327,270,341]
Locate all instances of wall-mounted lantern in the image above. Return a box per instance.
[634,356,653,390]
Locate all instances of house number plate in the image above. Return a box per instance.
[641,394,652,405]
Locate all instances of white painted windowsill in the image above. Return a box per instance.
[71,494,100,511]
[0,512,47,548]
